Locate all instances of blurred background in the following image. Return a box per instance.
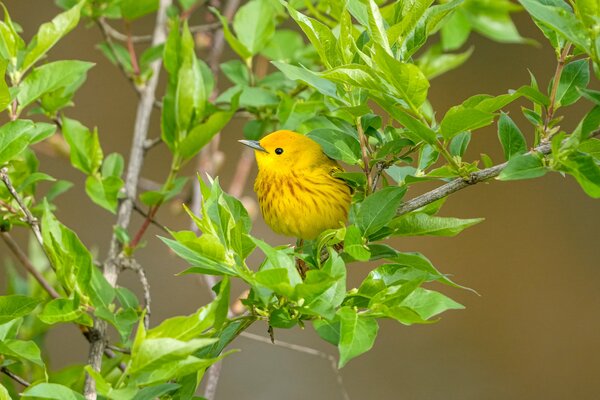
[3,1,600,399]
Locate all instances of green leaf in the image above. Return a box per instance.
[179,96,239,160]
[440,105,495,140]
[260,30,305,62]
[128,338,217,376]
[0,60,10,112]
[0,120,55,165]
[401,287,464,319]
[287,5,342,68]
[337,307,378,368]
[61,117,103,175]
[131,384,181,400]
[175,22,206,134]
[85,175,123,213]
[95,306,138,342]
[272,61,343,102]
[0,295,41,324]
[313,318,340,345]
[20,2,83,74]
[22,383,85,400]
[518,0,589,52]
[498,153,547,180]
[561,152,600,198]
[449,131,471,157]
[41,202,93,298]
[307,129,361,164]
[555,59,589,107]
[389,213,483,236]
[343,225,370,261]
[441,9,471,51]
[211,7,252,61]
[160,237,236,276]
[0,339,44,366]
[372,44,430,108]
[102,153,124,178]
[497,112,527,160]
[355,186,407,237]
[38,298,92,326]
[120,0,159,21]
[233,0,276,55]
[387,107,437,145]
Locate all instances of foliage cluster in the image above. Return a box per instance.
[0,0,599,398]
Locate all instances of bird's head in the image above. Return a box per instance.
[239,130,327,172]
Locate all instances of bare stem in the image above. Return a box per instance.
[84,1,172,399]
[99,19,220,43]
[395,132,600,216]
[240,332,350,400]
[1,366,31,387]
[356,117,373,193]
[543,43,572,138]
[0,232,60,299]
[0,168,45,250]
[124,21,140,76]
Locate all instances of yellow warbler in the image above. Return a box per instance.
[239,130,352,240]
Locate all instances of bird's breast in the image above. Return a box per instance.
[254,169,351,240]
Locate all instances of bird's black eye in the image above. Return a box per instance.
[275,148,284,155]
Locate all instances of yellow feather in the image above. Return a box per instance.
[245,130,352,240]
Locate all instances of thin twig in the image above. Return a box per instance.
[85,1,172,399]
[0,168,45,250]
[1,366,31,387]
[227,147,255,197]
[131,260,151,330]
[195,3,242,398]
[356,117,373,193]
[96,18,138,91]
[132,203,169,234]
[395,132,600,216]
[240,332,350,400]
[106,344,131,355]
[544,43,572,137]
[99,18,220,43]
[0,232,60,299]
[124,20,140,76]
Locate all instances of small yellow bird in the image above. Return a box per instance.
[239,130,352,240]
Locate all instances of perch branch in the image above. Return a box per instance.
[396,131,599,216]
[99,18,220,43]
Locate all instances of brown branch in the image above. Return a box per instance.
[356,117,373,193]
[544,43,572,137]
[395,131,600,216]
[1,366,30,387]
[85,1,172,399]
[132,202,169,234]
[239,332,350,400]
[124,21,140,76]
[0,232,60,299]
[99,19,221,43]
[0,168,46,256]
[227,147,255,197]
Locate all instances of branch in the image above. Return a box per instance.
[99,20,221,43]
[0,232,60,299]
[85,1,172,399]
[544,43,572,136]
[396,136,580,216]
[1,366,30,387]
[0,168,45,250]
[239,332,350,400]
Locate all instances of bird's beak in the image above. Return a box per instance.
[238,139,268,153]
